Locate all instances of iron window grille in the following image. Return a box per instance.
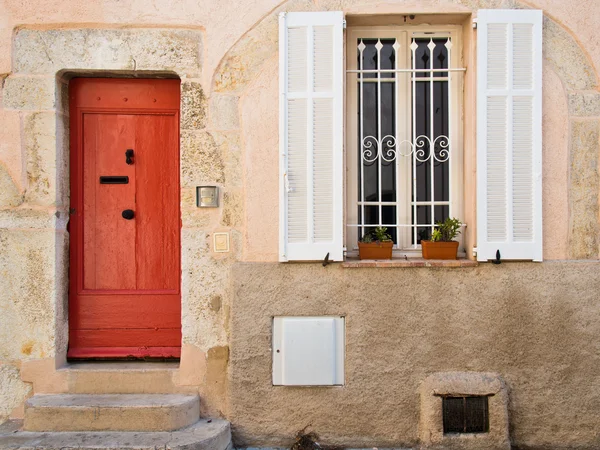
[346,26,465,253]
[442,395,490,434]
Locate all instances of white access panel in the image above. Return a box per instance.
[272,316,345,386]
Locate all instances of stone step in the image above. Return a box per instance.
[0,419,232,450]
[23,394,200,432]
[57,362,192,394]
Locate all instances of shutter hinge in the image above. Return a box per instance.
[343,19,347,30]
[472,18,478,30]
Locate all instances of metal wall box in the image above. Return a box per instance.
[196,186,219,207]
[272,316,345,386]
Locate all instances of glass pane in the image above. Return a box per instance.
[360,39,378,79]
[380,39,396,79]
[413,39,430,78]
[359,206,380,242]
[382,206,397,244]
[414,80,431,202]
[433,81,449,202]
[380,81,396,202]
[434,205,449,224]
[433,39,449,77]
[414,205,431,244]
[360,82,379,201]
[364,206,379,225]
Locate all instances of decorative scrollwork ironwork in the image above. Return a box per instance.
[361,134,450,163]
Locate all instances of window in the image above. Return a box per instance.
[278,10,543,263]
[346,26,464,253]
[442,395,490,434]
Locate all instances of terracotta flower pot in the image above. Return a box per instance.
[358,241,393,260]
[421,240,459,260]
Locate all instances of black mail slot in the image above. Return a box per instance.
[99,176,129,184]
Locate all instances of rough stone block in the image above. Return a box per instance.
[181,80,207,130]
[212,132,242,188]
[0,229,60,361]
[0,110,24,188]
[568,91,600,117]
[221,190,243,227]
[543,17,597,90]
[14,29,203,77]
[181,131,225,187]
[2,76,55,110]
[0,164,23,207]
[210,95,240,130]
[181,229,229,350]
[0,365,32,424]
[23,112,63,206]
[569,120,600,259]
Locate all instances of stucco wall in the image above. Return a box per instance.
[229,261,600,448]
[0,0,599,447]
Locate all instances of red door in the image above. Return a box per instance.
[68,78,181,359]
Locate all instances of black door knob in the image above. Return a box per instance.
[122,209,135,220]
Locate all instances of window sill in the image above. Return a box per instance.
[341,257,478,268]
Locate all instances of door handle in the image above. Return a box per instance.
[122,209,135,220]
[125,149,134,165]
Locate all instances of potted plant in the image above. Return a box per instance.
[421,217,462,260]
[358,226,393,260]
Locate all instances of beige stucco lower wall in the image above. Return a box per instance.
[229,261,600,449]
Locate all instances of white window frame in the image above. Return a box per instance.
[345,25,464,257]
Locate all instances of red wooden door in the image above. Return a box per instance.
[68,79,181,359]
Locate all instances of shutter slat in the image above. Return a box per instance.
[477,9,543,261]
[279,12,344,262]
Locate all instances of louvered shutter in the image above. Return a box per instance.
[279,12,344,262]
[476,9,543,262]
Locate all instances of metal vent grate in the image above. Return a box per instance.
[442,396,489,434]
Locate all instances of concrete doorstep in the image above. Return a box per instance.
[0,419,232,450]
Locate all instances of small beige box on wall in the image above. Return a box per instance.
[213,232,230,253]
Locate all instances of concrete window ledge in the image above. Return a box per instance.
[419,372,510,450]
[341,258,478,268]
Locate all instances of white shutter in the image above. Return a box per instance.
[476,9,543,262]
[279,12,344,262]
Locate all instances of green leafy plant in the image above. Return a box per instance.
[430,217,462,242]
[360,226,392,243]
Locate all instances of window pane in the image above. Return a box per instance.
[381,81,396,202]
[413,39,430,78]
[382,206,397,243]
[360,39,378,79]
[434,205,450,224]
[360,82,379,201]
[379,39,396,79]
[364,206,379,225]
[433,39,449,77]
[433,81,449,202]
[414,80,431,202]
[414,205,431,244]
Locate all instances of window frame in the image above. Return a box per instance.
[345,24,465,257]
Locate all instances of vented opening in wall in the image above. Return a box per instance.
[442,395,489,434]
